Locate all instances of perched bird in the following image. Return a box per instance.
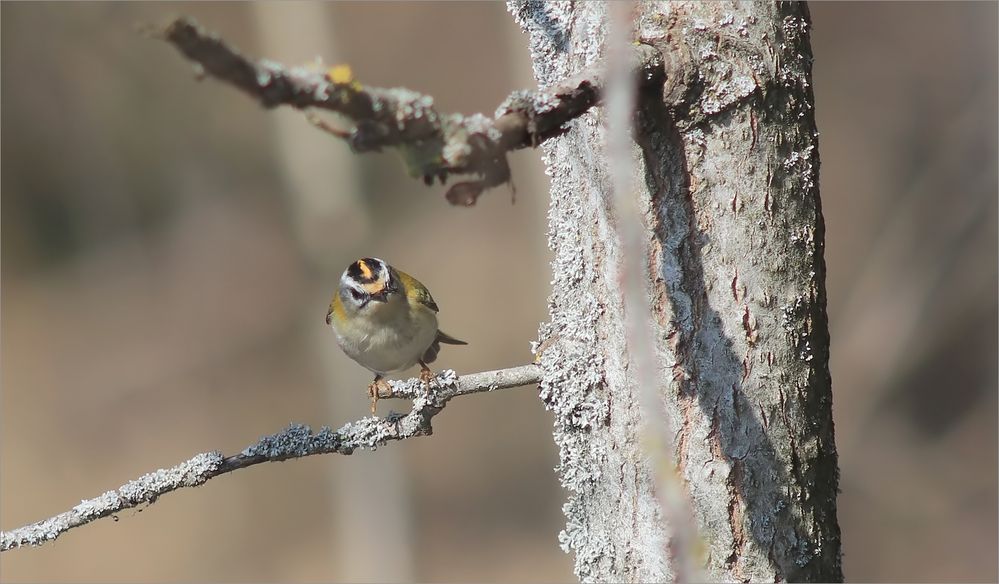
[326,257,467,414]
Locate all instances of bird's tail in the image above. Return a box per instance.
[436,330,468,345]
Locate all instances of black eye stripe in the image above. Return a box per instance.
[347,287,370,308]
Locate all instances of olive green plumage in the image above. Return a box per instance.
[326,257,466,414]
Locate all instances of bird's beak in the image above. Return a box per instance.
[370,280,397,302]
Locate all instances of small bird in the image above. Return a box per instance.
[326,257,467,414]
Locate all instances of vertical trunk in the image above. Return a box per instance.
[510,1,842,581]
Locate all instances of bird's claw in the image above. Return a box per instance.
[368,377,393,415]
[418,363,434,395]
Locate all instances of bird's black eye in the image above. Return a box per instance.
[349,289,365,302]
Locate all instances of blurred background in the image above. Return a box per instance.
[1,2,995,582]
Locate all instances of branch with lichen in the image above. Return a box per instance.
[0,364,540,552]
[153,16,664,205]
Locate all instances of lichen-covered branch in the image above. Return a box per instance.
[0,365,540,552]
[154,16,662,205]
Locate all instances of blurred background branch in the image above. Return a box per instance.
[1,365,541,552]
[156,16,659,206]
[605,2,701,580]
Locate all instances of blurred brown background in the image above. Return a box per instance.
[1,2,995,582]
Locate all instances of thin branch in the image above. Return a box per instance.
[152,16,663,205]
[1,364,541,552]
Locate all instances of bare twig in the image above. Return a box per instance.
[153,16,662,204]
[1,364,541,552]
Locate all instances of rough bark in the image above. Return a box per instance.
[510,1,842,581]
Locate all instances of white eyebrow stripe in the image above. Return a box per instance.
[374,261,390,283]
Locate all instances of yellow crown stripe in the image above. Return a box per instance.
[362,281,385,294]
[357,259,374,280]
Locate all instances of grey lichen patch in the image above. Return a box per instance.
[508,0,575,87]
[388,376,430,398]
[780,293,817,363]
[389,88,438,130]
[560,495,615,571]
[243,423,317,458]
[72,491,122,520]
[287,64,324,85]
[126,451,224,493]
[776,14,813,88]
[440,114,500,167]
[255,60,280,86]
[701,74,759,115]
[535,125,619,582]
[338,419,395,450]
[496,89,560,119]
[2,516,62,549]
[495,90,532,118]
[536,166,610,486]
[782,142,817,190]
[669,5,771,121]
[388,368,458,399]
[461,113,501,140]
[434,368,460,389]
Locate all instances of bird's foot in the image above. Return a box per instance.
[368,377,393,415]
[418,361,434,395]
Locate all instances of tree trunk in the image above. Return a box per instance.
[510,1,842,581]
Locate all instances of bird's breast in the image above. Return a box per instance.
[333,301,438,375]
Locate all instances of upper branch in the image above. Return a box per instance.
[0,364,540,552]
[155,17,664,205]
